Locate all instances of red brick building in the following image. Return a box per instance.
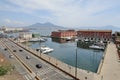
[51,30,77,39]
[77,30,112,42]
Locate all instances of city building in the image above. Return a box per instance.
[77,30,112,42]
[19,32,32,40]
[51,30,77,39]
[3,27,23,32]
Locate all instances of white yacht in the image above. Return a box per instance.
[36,46,54,54]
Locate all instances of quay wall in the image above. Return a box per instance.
[97,43,108,74]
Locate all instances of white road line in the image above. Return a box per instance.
[24,74,33,80]
[27,74,33,80]
[24,75,30,80]
[37,68,53,76]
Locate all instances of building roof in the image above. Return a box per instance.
[77,30,112,32]
[52,29,75,32]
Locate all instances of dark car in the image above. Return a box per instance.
[13,50,16,52]
[36,64,42,68]
[4,48,7,51]
[19,49,23,52]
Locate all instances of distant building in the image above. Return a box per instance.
[19,32,32,39]
[77,30,112,42]
[51,30,77,39]
[2,27,24,32]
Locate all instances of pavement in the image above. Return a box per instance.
[97,42,120,80]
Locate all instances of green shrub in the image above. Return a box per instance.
[0,66,8,76]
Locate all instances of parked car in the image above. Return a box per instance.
[36,64,42,68]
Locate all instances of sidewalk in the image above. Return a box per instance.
[97,42,120,80]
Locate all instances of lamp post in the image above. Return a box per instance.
[75,47,77,79]
[39,38,41,57]
[75,39,78,80]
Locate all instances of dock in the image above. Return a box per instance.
[96,42,120,80]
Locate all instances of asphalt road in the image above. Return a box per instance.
[0,40,32,80]
[1,38,74,80]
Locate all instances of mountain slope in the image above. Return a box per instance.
[28,22,66,30]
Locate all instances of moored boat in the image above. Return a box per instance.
[36,46,54,54]
[89,43,105,50]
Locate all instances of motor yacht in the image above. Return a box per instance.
[36,46,54,54]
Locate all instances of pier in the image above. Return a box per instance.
[96,42,120,80]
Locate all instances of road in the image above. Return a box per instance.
[0,38,74,80]
[0,39,30,80]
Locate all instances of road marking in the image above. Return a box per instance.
[24,74,33,80]
[42,73,58,80]
[24,75,30,80]
[27,74,33,80]
[37,68,53,76]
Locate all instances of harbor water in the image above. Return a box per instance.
[24,37,104,73]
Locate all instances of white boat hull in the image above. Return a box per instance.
[36,46,54,54]
[89,45,104,50]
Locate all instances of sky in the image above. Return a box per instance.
[0,0,120,28]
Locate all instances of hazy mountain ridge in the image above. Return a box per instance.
[27,22,120,32]
[27,22,67,30]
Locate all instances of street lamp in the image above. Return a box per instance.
[75,39,78,79]
[39,38,41,57]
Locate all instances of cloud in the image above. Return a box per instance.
[4,19,25,25]
[0,0,120,27]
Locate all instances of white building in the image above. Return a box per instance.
[2,27,23,32]
[19,32,32,39]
